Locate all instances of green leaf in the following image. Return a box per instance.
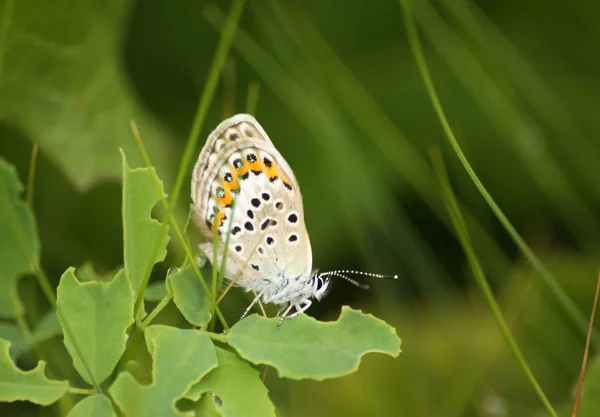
[67,394,116,417]
[193,396,221,417]
[0,339,68,405]
[0,324,28,361]
[33,309,62,343]
[227,307,401,380]
[110,326,218,417]
[75,263,119,283]
[0,159,39,318]
[144,281,169,302]
[56,267,134,386]
[168,266,211,327]
[122,152,170,296]
[186,347,275,417]
[0,0,173,191]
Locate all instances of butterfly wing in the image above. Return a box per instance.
[191,114,312,287]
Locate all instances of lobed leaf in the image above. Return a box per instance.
[193,396,221,417]
[0,324,29,361]
[75,263,119,283]
[56,267,134,386]
[0,159,39,318]
[186,347,275,417]
[227,307,401,380]
[168,266,211,327]
[66,394,116,417]
[109,325,218,417]
[0,0,172,191]
[122,152,170,297]
[0,339,68,405]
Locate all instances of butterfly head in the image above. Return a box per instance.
[310,269,399,302]
[310,272,331,301]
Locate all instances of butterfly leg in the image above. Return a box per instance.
[276,303,295,328]
[239,287,268,321]
[276,299,312,329]
[289,299,312,318]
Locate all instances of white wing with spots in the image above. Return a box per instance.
[191,114,313,297]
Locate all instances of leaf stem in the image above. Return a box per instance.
[205,331,227,344]
[130,120,228,329]
[141,293,173,328]
[67,387,96,396]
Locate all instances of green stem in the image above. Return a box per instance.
[141,293,173,328]
[430,149,557,417]
[205,331,227,344]
[132,0,246,326]
[67,387,96,396]
[131,121,228,329]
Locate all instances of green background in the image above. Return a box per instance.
[1,0,599,416]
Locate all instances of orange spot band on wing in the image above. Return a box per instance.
[281,173,292,190]
[237,162,249,178]
[265,161,278,180]
[218,186,234,208]
[227,164,239,190]
[247,158,263,174]
[216,211,226,227]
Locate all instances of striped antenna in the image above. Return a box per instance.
[319,269,398,290]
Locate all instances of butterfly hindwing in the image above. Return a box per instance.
[191,114,312,288]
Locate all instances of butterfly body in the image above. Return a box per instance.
[191,114,328,322]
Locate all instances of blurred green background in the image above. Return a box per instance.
[1,0,599,416]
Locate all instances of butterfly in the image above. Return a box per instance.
[191,114,397,327]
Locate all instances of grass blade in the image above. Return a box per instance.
[399,0,598,346]
[429,146,557,417]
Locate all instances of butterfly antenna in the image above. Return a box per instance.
[322,270,399,280]
[322,271,370,290]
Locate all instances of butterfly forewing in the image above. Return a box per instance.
[192,114,312,289]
